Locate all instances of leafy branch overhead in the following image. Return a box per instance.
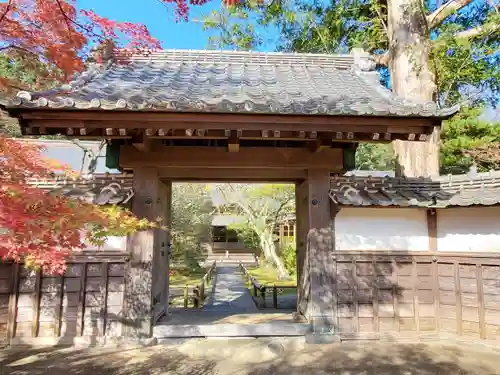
[0,0,208,92]
[205,0,499,108]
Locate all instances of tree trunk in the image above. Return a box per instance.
[259,230,289,279]
[387,0,440,177]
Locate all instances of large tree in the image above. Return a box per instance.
[213,183,295,279]
[204,0,499,176]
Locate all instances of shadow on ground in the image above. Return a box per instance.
[1,340,500,375]
[0,345,217,375]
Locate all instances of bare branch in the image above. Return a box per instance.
[427,0,474,29]
[0,0,11,26]
[455,23,500,39]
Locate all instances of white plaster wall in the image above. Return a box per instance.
[82,235,127,251]
[335,208,429,251]
[437,206,500,252]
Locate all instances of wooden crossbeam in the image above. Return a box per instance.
[120,146,344,170]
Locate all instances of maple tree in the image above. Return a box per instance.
[0,0,163,91]
[0,136,159,274]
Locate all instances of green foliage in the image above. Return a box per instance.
[229,222,261,249]
[440,106,500,174]
[355,143,395,171]
[170,183,213,267]
[0,110,21,137]
[281,243,297,275]
[0,54,61,92]
[432,8,500,107]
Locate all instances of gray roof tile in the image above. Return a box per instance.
[2,49,458,118]
[330,171,500,207]
[30,174,134,206]
[30,169,500,209]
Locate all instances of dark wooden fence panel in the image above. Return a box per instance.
[0,263,13,345]
[334,252,500,342]
[0,255,126,345]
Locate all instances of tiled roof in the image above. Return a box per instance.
[1,49,458,118]
[29,174,134,205]
[330,171,500,208]
[28,169,500,208]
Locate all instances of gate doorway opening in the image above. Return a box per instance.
[155,181,308,338]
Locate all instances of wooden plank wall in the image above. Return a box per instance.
[0,263,14,346]
[335,252,500,341]
[0,256,126,346]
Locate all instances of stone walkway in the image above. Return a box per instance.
[3,339,500,374]
[203,265,258,314]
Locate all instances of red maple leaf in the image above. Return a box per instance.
[0,0,166,91]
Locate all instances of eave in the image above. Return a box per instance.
[8,109,443,145]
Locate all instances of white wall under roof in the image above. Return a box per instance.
[334,207,429,251]
[334,206,500,252]
[437,206,500,252]
[82,235,127,251]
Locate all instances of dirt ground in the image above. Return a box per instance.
[1,339,500,375]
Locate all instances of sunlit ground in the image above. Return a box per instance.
[2,339,500,375]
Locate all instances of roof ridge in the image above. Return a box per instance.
[112,48,355,59]
[110,48,357,70]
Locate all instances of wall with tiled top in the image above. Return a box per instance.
[334,208,429,251]
[334,206,500,253]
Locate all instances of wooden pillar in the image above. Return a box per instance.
[124,167,162,338]
[296,180,309,317]
[152,180,171,323]
[304,169,338,340]
[163,181,172,317]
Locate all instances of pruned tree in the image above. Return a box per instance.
[204,0,500,177]
[213,183,295,279]
[441,106,500,173]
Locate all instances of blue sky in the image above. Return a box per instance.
[77,0,268,50]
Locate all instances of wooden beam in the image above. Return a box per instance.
[228,130,240,153]
[427,208,438,252]
[26,119,429,136]
[21,111,435,131]
[308,137,332,152]
[120,146,344,171]
[134,129,154,152]
[157,167,307,181]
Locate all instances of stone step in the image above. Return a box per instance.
[153,322,310,338]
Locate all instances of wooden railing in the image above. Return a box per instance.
[181,261,217,308]
[239,262,296,309]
